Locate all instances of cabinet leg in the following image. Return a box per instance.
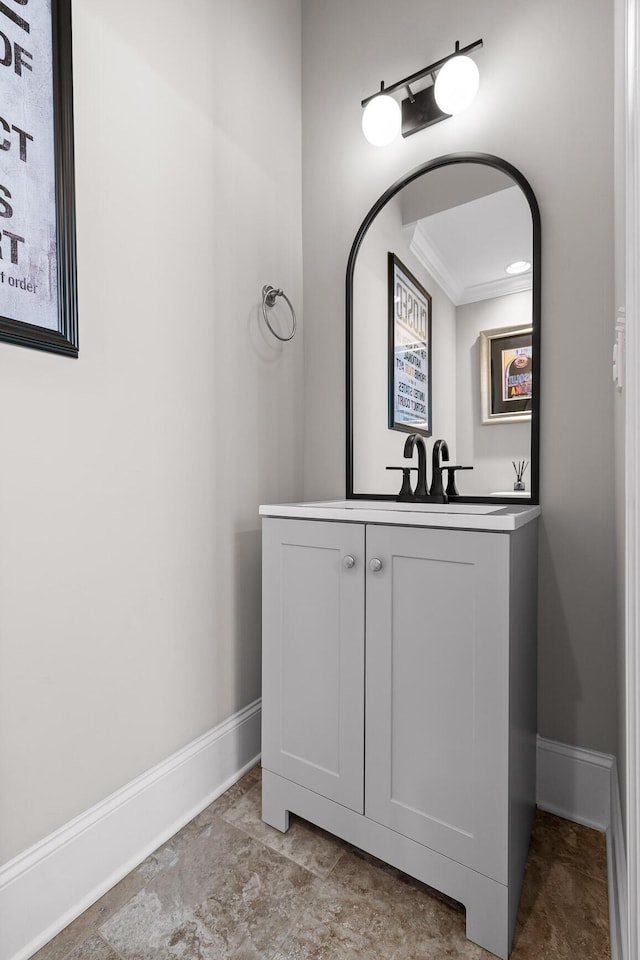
[465,883,511,960]
[262,774,291,833]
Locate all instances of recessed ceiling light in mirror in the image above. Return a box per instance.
[505,260,532,275]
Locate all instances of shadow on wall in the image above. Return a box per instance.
[234,528,263,710]
[536,518,580,745]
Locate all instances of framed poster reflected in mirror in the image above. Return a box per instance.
[388,252,432,437]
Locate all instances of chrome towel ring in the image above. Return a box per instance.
[261,285,297,342]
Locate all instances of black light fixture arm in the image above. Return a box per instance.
[361,38,483,108]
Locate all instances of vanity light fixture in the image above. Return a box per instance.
[361,39,483,145]
[505,260,532,275]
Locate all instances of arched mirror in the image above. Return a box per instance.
[346,152,540,504]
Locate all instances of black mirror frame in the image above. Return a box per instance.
[346,152,541,505]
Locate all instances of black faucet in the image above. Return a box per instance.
[390,435,473,501]
[401,434,450,503]
[403,433,429,498]
[429,439,450,500]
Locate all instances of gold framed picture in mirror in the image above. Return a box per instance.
[480,324,533,424]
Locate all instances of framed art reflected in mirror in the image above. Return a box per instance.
[388,252,432,438]
[480,324,533,424]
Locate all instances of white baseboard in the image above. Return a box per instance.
[0,699,262,960]
[536,735,614,830]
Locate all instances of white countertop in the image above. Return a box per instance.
[259,499,541,532]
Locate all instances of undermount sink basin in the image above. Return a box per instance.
[309,499,501,515]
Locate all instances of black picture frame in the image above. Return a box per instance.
[387,252,432,438]
[0,0,77,357]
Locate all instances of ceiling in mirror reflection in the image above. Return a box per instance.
[404,186,532,305]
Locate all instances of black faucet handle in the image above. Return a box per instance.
[442,465,474,498]
[386,466,418,502]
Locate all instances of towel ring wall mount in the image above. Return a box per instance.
[261,285,297,342]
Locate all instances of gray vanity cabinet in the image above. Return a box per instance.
[261,513,538,960]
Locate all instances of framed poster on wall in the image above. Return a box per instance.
[0,0,77,356]
[388,252,432,437]
[480,324,533,424]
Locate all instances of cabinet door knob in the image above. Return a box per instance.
[369,558,383,573]
[343,555,356,569]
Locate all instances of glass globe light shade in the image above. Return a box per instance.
[433,55,480,115]
[362,94,401,146]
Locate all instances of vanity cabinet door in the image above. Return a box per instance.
[365,523,511,883]
[262,518,365,813]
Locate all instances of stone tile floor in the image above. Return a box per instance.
[32,765,610,960]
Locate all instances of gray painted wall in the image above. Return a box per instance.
[0,0,304,864]
[301,0,618,754]
[455,292,532,496]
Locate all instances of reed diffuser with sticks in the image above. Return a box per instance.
[512,460,528,492]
